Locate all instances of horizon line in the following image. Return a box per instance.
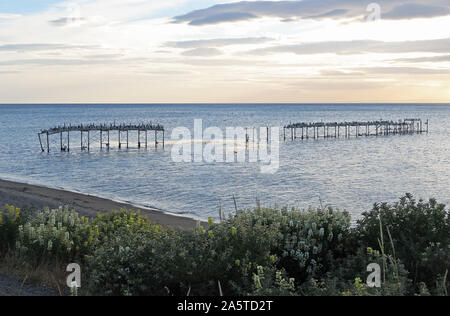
[1,102,450,105]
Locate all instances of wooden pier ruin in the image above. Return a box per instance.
[38,123,165,153]
[283,118,428,141]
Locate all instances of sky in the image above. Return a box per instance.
[0,0,449,103]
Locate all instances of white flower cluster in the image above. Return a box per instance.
[16,206,94,259]
[277,207,350,275]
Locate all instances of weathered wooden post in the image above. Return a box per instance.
[38,133,44,152]
[46,132,50,153]
[138,130,141,148]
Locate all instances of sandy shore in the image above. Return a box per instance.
[0,179,202,230]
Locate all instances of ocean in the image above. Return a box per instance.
[0,103,449,221]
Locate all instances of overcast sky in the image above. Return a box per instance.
[0,0,449,103]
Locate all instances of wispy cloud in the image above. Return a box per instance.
[0,0,449,102]
[181,47,222,57]
[166,37,272,48]
[173,0,450,25]
[0,13,22,19]
[358,67,450,75]
[48,17,87,27]
[392,55,450,63]
[383,3,450,19]
[0,44,97,52]
[249,38,450,55]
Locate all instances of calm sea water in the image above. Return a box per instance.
[0,104,449,221]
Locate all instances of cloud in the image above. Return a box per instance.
[173,0,450,26]
[384,3,450,20]
[187,12,258,26]
[48,17,87,27]
[305,9,349,20]
[358,67,450,75]
[166,37,272,49]
[249,38,450,55]
[83,54,125,59]
[0,44,96,52]
[181,48,222,57]
[320,67,450,76]
[392,55,450,63]
[0,58,135,67]
[320,70,365,77]
[0,13,21,19]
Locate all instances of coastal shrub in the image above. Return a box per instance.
[0,205,34,255]
[248,266,296,296]
[86,206,355,296]
[86,229,172,296]
[297,246,411,296]
[86,217,280,296]
[93,209,160,241]
[356,193,450,292]
[12,207,160,266]
[0,205,22,255]
[226,206,355,285]
[275,206,355,284]
[2,195,449,296]
[15,206,97,264]
[206,212,281,295]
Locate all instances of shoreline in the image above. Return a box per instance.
[0,178,203,230]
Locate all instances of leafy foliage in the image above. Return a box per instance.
[356,193,450,293]
[1,194,448,296]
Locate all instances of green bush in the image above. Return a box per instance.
[85,229,170,296]
[1,194,448,296]
[85,206,354,296]
[15,206,96,264]
[9,207,160,266]
[356,193,450,293]
[93,210,160,241]
[0,205,34,255]
[224,206,354,284]
[86,216,280,296]
[249,266,296,296]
